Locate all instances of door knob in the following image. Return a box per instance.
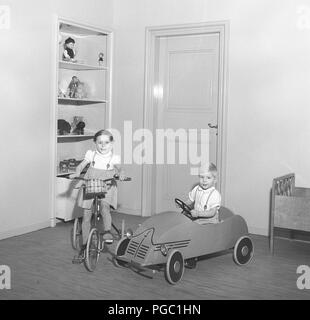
[208,123,218,129]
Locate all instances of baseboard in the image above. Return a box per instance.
[0,220,51,241]
[248,225,268,236]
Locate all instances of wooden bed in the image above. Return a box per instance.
[270,173,310,254]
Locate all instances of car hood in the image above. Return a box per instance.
[133,211,190,243]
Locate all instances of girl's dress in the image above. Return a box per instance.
[77,150,119,210]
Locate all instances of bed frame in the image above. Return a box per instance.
[270,173,310,254]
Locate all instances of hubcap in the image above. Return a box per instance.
[173,261,181,273]
[241,246,249,256]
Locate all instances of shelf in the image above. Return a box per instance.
[57,134,94,140]
[58,97,107,105]
[60,23,108,36]
[57,169,76,177]
[59,61,107,71]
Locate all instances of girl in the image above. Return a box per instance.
[70,129,124,259]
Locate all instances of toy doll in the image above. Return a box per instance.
[63,37,77,62]
[66,76,80,98]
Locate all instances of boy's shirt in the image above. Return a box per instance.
[188,185,221,224]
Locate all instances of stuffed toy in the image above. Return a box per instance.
[57,119,71,135]
[75,82,87,99]
[71,116,85,135]
[72,121,85,135]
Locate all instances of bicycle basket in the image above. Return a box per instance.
[84,179,107,197]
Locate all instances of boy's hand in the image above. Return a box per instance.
[119,172,126,181]
[190,209,199,218]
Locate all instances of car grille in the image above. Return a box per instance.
[126,237,150,260]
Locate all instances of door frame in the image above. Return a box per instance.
[141,21,229,217]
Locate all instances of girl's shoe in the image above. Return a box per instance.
[102,231,114,244]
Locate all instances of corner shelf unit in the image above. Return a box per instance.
[53,17,113,222]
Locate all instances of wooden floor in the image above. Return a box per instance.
[0,213,310,300]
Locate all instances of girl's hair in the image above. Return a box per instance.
[93,129,114,142]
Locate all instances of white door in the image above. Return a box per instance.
[155,33,220,213]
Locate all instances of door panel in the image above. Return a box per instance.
[155,33,220,213]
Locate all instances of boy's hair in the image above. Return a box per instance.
[65,37,75,45]
[199,162,217,178]
[93,129,114,142]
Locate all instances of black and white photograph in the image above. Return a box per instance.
[1,0,310,305]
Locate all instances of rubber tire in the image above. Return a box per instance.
[233,236,254,266]
[165,250,184,284]
[85,228,100,272]
[114,237,130,267]
[71,218,83,251]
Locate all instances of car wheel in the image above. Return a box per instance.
[85,228,100,272]
[71,218,83,251]
[114,237,130,267]
[165,250,184,284]
[233,236,254,266]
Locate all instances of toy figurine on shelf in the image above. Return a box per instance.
[75,82,88,99]
[59,160,69,173]
[98,52,104,66]
[57,119,71,135]
[66,76,80,98]
[58,87,66,98]
[71,116,86,135]
[63,37,77,62]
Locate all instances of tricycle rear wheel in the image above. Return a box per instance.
[71,217,83,251]
[85,228,100,272]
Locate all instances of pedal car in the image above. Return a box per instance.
[114,198,254,284]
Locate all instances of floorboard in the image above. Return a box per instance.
[0,213,310,300]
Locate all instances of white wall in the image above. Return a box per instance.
[1,0,309,239]
[112,0,310,235]
[0,0,113,239]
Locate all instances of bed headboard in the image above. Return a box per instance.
[272,173,295,196]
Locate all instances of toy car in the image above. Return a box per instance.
[114,198,254,284]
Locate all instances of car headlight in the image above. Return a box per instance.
[160,244,168,256]
[125,228,133,238]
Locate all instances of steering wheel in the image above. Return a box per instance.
[175,198,194,220]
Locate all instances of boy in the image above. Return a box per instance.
[187,163,221,224]
[184,163,221,269]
